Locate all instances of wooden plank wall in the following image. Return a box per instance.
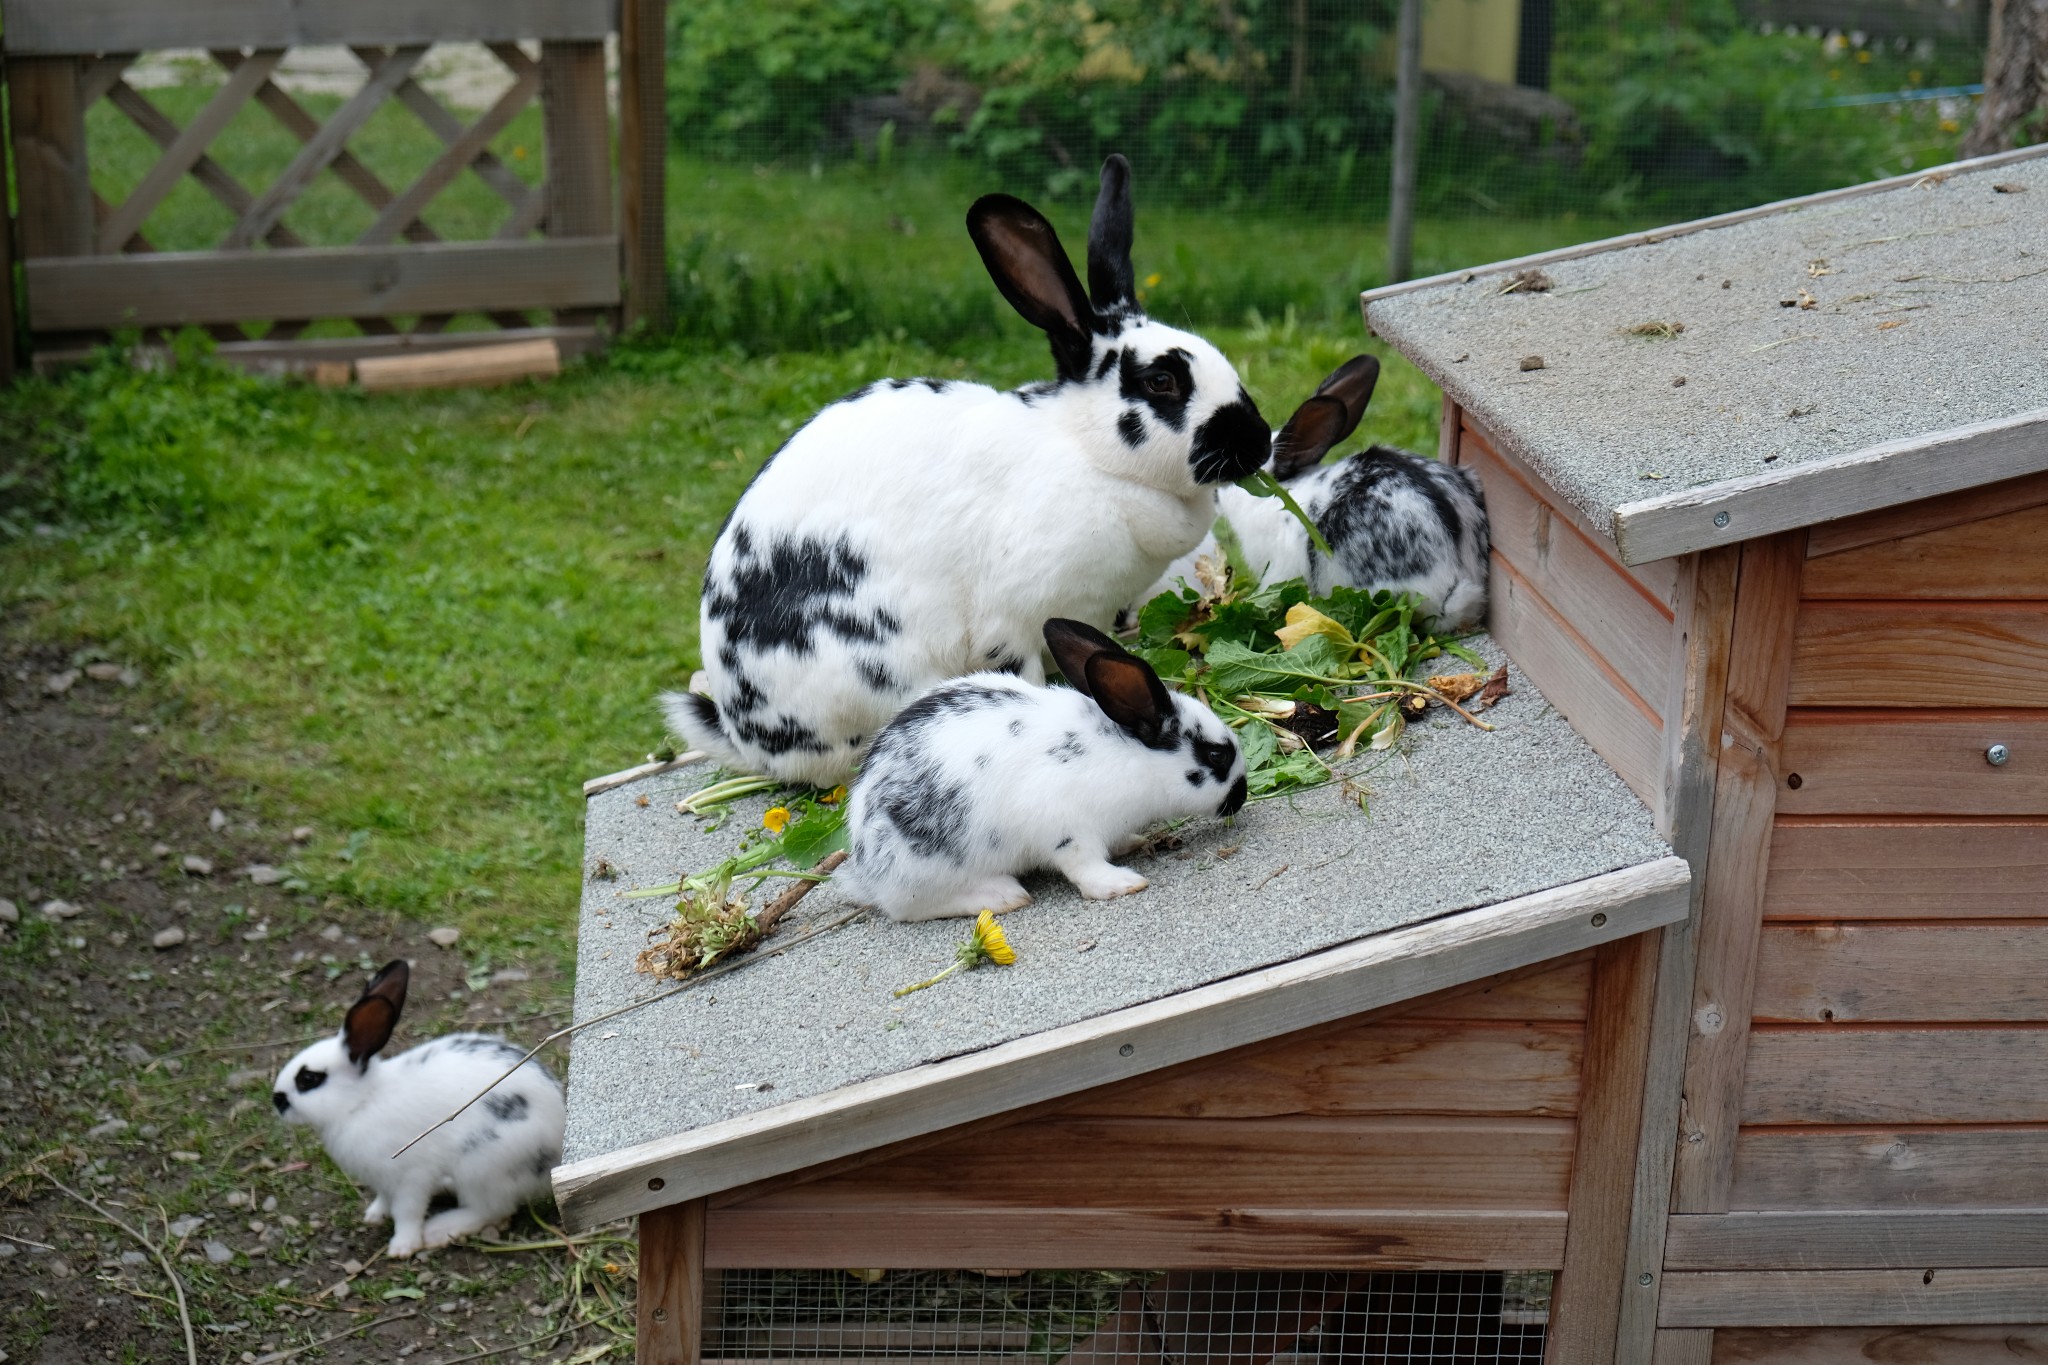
[705,956,1596,1270]
[1654,467,2048,1360]
[1454,415,1678,813]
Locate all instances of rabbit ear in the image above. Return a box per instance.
[1085,651,1174,747]
[1042,618,1173,744]
[342,959,409,1068]
[968,194,1098,382]
[1087,154,1137,311]
[1042,617,1124,698]
[1271,355,1381,479]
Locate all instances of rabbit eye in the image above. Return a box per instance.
[1141,370,1179,397]
[295,1066,327,1093]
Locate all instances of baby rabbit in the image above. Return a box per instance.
[1150,356,1490,630]
[664,155,1272,786]
[272,960,564,1258]
[835,618,1248,923]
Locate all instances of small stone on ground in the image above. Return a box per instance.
[153,926,187,949]
[428,927,461,948]
[181,855,214,875]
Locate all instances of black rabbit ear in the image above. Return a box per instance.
[342,959,408,1068]
[968,194,1098,382]
[1087,154,1137,311]
[1042,617,1123,699]
[1042,618,1172,745]
[1271,355,1381,479]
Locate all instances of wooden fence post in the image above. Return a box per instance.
[0,63,19,382]
[618,0,670,333]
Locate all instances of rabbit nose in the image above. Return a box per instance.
[1218,774,1248,817]
[272,1091,289,1115]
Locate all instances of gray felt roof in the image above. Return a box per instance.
[559,639,1669,1176]
[1364,146,2048,561]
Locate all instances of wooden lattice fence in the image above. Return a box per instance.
[1,0,668,375]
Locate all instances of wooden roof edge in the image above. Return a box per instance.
[551,852,1692,1230]
[1610,406,2048,565]
[1357,142,2048,319]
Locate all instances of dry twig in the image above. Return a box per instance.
[40,1170,197,1365]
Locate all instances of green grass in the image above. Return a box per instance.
[8,113,1629,964]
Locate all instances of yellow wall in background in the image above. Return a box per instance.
[1422,0,1521,84]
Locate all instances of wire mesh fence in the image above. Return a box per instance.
[654,0,1993,350]
[708,1269,1551,1365]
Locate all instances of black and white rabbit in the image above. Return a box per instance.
[835,618,1247,923]
[1149,356,1490,630]
[272,960,564,1258]
[663,156,1273,786]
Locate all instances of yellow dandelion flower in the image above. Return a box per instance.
[513,145,528,161]
[972,909,1016,965]
[1939,118,1959,133]
[821,785,848,805]
[1856,49,1870,63]
[1144,272,1162,288]
[762,806,791,834]
[892,909,1019,996]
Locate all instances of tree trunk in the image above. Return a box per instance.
[1963,0,2048,157]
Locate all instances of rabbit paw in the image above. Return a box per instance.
[1064,861,1149,901]
[362,1195,389,1226]
[386,1227,425,1259]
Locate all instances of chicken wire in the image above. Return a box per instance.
[708,1269,1549,1365]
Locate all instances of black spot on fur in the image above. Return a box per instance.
[484,1092,530,1123]
[460,1127,502,1154]
[1095,348,1119,380]
[868,758,969,861]
[1190,388,1272,484]
[1186,768,1204,786]
[856,657,896,692]
[708,532,890,658]
[1048,732,1087,764]
[881,682,1027,744]
[974,752,991,769]
[1116,410,1145,448]
[1219,774,1248,816]
[1014,382,1056,407]
[1007,719,1026,737]
[294,1065,326,1094]
[732,714,831,756]
[532,1151,558,1178]
[1118,348,1193,431]
[987,831,1002,850]
[1055,836,1073,850]
[1190,732,1238,784]
[272,1091,290,1115]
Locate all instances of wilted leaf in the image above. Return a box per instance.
[1274,602,1350,651]
[1475,665,1511,709]
[1427,672,1485,704]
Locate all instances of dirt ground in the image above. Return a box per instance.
[0,632,634,1364]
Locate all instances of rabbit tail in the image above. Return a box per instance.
[660,690,747,770]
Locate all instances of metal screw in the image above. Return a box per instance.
[1638,1272,1654,1287]
[1590,912,1607,928]
[1988,744,2011,766]
[648,1177,665,1191]
[1712,511,1731,528]
[1119,1043,1135,1057]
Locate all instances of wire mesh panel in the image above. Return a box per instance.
[709,1269,1550,1365]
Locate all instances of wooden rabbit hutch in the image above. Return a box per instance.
[1361,143,2048,1362]
[556,145,2048,1365]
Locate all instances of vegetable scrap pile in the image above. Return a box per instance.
[632,787,849,980]
[1127,553,1507,802]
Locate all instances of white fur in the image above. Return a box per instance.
[668,320,1266,787]
[273,1032,564,1258]
[834,670,1247,922]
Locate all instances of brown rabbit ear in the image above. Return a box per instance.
[343,960,409,1068]
[968,194,1099,382]
[1085,651,1173,747]
[1271,355,1380,479]
[1042,617,1125,698]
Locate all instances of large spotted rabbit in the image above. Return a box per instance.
[664,156,1272,785]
